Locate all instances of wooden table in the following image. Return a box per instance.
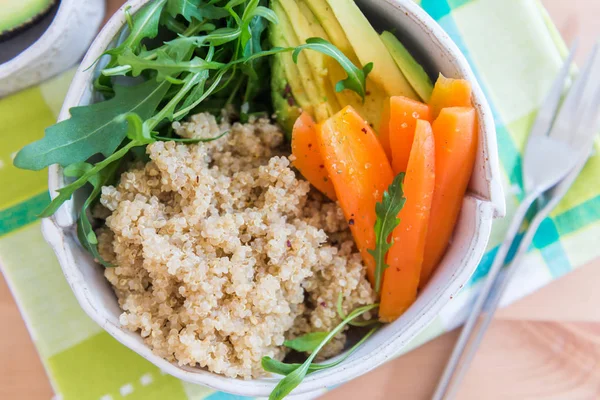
[1,1,599,399]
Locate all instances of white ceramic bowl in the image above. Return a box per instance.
[0,0,105,97]
[41,0,505,397]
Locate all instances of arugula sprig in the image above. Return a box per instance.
[368,172,407,293]
[262,325,378,376]
[14,80,171,170]
[38,113,154,218]
[262,303,379,400]
[336,293,379,327]
[293,38,373,100]
[65,160,121,267]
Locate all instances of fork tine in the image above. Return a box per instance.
[528,40,578,138]
[549,41,600,141]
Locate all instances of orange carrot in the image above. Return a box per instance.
[378,97,392,161]
[420,107,478,287]
[429,74,472,119]
[317,106,394,285]
[388,96,432,174]
[291,112,337,200]
[380,120,435,322]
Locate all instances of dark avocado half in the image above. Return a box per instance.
[0,0,58,41]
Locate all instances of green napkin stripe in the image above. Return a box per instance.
[0,191,50,237]
[554,195,600,237]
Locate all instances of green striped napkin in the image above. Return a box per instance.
[1,1,599,399]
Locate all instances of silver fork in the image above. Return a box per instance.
[432,41,600,400]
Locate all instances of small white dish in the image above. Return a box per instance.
[41,0,505,397]
[0,0,105,97]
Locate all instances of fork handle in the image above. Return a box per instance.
[431,192,539,400]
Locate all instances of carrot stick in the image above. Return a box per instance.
[378,97,393,161]
[429,74,472,119]
[380,120,435,322]
[317,106,394,285]
[291,112,337,200]
[420,107,478,287]
[388,96,432,174]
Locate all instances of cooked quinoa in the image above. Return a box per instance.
[97,112,375,379]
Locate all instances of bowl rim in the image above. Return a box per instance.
[43,0,505,396]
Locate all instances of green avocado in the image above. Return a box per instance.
[324,0,418,100]
[271,53,302,138]
[278,0,341,117]
[301,0,388,131]
[271,0,334,125]
[0,0,57,39]
[381,31,434,102]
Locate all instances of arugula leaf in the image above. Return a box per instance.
[173,68,228,119]
[95,0,168,94]
[165,0,230,22]
[265,303,380,400]
[263,325,379,376]
[240,0,276,54]
[39,114,153,218]
[14,80,170,171]
[109,0,168,55]
[368,172,407,293]
[241,0,271,102]
[70,160,122,267]
[154,129,229,143]
[168,27,242,48]
[160,14,187,35]
[284,332,329,352]
[116,49,224,81]
[293,37,372,100]
[335,293,379,327]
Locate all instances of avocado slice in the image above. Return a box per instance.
[271,54,302,138]
[272,0,336,122]
[381,31,433,102]
[271,0,329,122]
[269,4,312,116]
[303,0,388,131]
[297,0,365,119]
[277,0,341,116]
[0,0,56,40]
[324,0,418,100]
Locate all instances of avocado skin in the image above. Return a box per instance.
[0,0,58,42]
[381,31,433,102]
[271,54,302,139]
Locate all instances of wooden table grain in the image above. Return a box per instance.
[1,0,599,399]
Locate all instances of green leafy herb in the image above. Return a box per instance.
[367,172,407,293]
[263,303,379,400]
[283,332,329,353]
[165,0,229,22]
[39,113,154,218]
[263,325,378,376]
[153,129,229,143]
[68,160,122,267]
[115,49,225,80]
[335,293,378,327]
[108,0,168,56]
[14,80,170,170]
[293,37,373,100]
